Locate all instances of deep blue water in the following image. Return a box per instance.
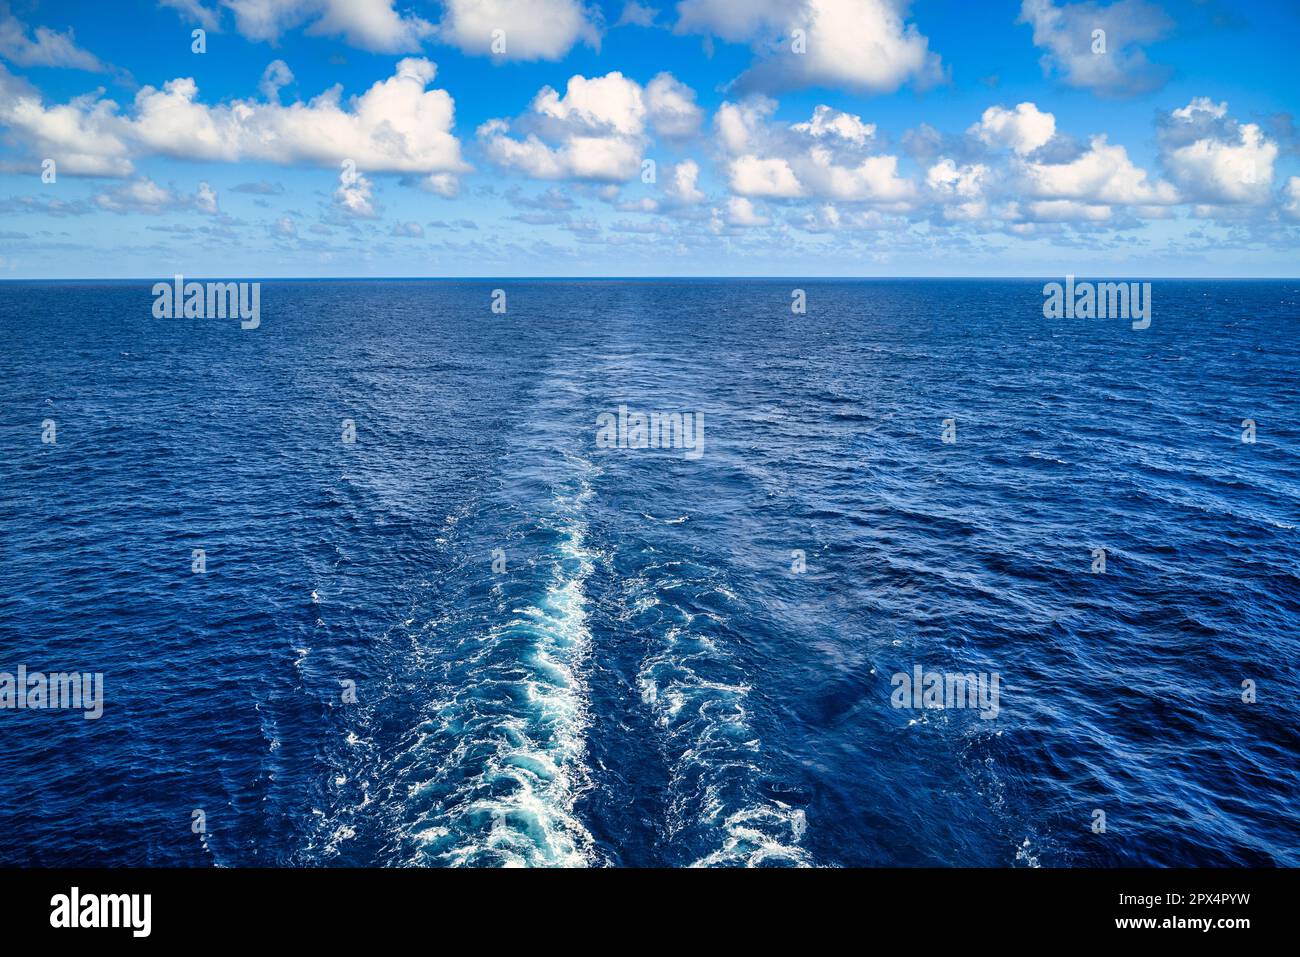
[0,279,1297,867]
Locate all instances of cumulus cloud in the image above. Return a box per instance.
[792,104,876,145]
[675,0,944,95]
[478,71,698,182]
[716,98,915,204]
[644,72,703,139]
[213,0,433,52]
[925,158,990,220]
[0,64,134,175]
[1018,0,1172,98]
[664,159,705,204]
[0,6,108,71]
[195,180,218,213]
[92,177,219,214]
[335,161,376,217]
[391,220,424,237]
[1159,97,1279,205]
[259,59,293,101]
[971,102,1056,155]
[1024,135,1179,205]
[724,195,771,226]
[437,0,601,60]
[0,59,468,188]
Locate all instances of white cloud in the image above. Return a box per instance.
[1024,135,1179,205]
[335,161,376,217]
[479,71,698,182]
[1171,97,1227,123]
[714,97,774,155]
[270,215,297,238]
[792,105,875,146]
[532,71,644,136]
[801,149,912,202]
[92,177,219,214]
[218,0,433,52]
[93,177,173,212]
[0,8,108,71]
[926,158,986,197]
[972,102,1055,155]
[437,0,601,60]
[725,196,771,226]
[616,2,659,28]
[794,203,887,231]
[0,59,468,187]
[716,99,916,204]
[1023,199,1112,221]
[195,180,219,213]
[158,1,222,31]
[1160,98,1278,205]
[0,64,133,175]
[259,59,293,101]
[729,155,803,197]
[665,159,705,204]
[1018,0,1172,97]
[1283,177,1300,220]
[1165,126,1277,204]
[391,220,425,237]
[675,0,944,95]
[926,158,989,220]
[644,72,702,139]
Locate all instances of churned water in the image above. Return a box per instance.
[1,279,1297,866]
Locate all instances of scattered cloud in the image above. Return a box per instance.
[664,159,705,205]
[644,72,703,139]
[437,0,601,61]
[269,214,297,237]
[334,161,376,217]
[92,176,220,214]
[971,102,1056,156]
[231,180,284,194]
[1024,135,1179,205]
[206,0,434,53]
[1283,176,1300,220]
[675,0,944,95]
[1018,0,1173,97]
[616,2,659,28]
[716,98,915,204]
[1159,97,1279,205]
[479,71,698,182]
[0,6,109,72]
[0,58,468,189]
[0,64,134,175]
[158,1,222,31]
[724,195,771,226]
[259,59,293,101]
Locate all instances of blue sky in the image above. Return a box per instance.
[1,0,1298,277]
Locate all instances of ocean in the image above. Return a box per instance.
[0,278,1297,867]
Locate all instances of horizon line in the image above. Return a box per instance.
[2,275,1298,283]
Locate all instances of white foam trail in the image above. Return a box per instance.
[414,479,598,867]
[638,623,812,867]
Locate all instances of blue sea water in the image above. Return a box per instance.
[0,278,1297,867]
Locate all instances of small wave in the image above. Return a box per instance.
[641,512,689,525]
[1027,451,1069,465]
